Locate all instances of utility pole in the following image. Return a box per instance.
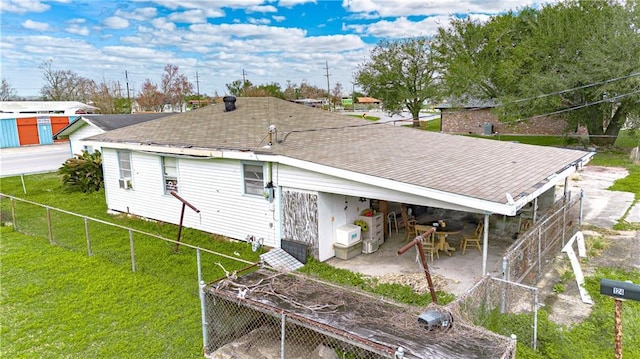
[125,70,132,114]
[324,61,331,111]
[195,71,201,108]
[241,69,247,97]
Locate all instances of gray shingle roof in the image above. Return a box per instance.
[54,113,173,139]
[88,97,591,206]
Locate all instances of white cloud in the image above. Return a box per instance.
[115,7,158,21]
[247,17,271,25]
[167,9,225,23]
[246,5,277,13]
[342,0,558,17]
[21,19,51,31]
[103,16,130,29]
[66,25,90,36]
[150,0,264,10]
[1,0,49,14]
[345,16,450,38]
[67,18,86,24]
[151,17,177,31]
[279,0,316,8]
[272,15,285,22]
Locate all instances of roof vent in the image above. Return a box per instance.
[223,96,236,112]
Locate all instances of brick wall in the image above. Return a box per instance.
[441,108,571,135]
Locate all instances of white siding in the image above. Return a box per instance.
[317,192,365,261]
[69,123,104,155]
[102,148,280,247]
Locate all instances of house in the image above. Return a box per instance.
[435,99,576,136]
[85,97,592,269]
[53,113,173,156]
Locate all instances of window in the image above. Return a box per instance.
[162,157,178,194]
[243,163,264,196]
[83,145,94,153]
[117,150,133,189]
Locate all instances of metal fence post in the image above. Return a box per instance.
[281,312,286,359]
[562,202,567,247]
[46,206,54,245]
[579,189,584,226]
[128,228,136,272]
[196,248,209,352]
[533,288,539,351]
[84,217,93,256]
[10,197,17,230]
[537,227,542,275]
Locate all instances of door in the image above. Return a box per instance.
[17,117,38,145]
[37,116,53,145]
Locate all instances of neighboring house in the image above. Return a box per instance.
[435,99,576,136]
[85,97,592,268]
[53,113,173,156]
[0,101,98,115]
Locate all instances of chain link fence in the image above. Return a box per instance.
[0,194,256,295]
[447,276,539,351]
[203,269,517,359]
[502,194,581,286]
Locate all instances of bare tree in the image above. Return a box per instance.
[161,64,194,112]
[1,78,17,100]
[90,79,131,114]
[331,82,343,110]
[39,60,94,102]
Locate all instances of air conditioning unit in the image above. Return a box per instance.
[119,177,132,189]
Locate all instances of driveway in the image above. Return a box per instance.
[0,143,71,177]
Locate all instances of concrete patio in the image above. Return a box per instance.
[326,220,516,296]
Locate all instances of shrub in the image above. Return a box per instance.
[57,150,104,193]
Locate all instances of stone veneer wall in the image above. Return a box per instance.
[440,108,571,135]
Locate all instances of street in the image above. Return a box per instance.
[0,143,71,177]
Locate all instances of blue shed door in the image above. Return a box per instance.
[37,116,53,145]
[0,118,20,148]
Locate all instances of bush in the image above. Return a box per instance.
[57,150,104,193]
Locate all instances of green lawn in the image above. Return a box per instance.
[0,227,203,359]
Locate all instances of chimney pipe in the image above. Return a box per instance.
[223,96,236,111]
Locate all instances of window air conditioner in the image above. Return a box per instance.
[119,177,132,189]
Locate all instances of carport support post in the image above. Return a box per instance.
[579,189,584,226]
[482,213,490,275]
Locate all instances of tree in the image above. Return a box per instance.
[137,79,164,112]
[355,37,440,127]
[331,82,344,110]
[39,60,93,102]
[90,79,131,114]
[1,78,17,100]
[161,64,194,112]
[225,79,253,96]
[433,0,640,145]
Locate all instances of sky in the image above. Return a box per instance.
[0,0,551,99]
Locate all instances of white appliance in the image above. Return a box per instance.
[335,224,361,246]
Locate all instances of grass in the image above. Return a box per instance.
[0,227,203,358]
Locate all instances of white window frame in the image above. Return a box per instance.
[243,162,265,196]
[117,150,133,189]
[83,144,94,153]
[162,156,179,194]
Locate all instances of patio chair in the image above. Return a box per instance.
[460,222,483,254]
[417,228,439,263]
[404,219,418,241]
[387,211,399,234]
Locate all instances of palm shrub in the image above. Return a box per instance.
[58,150,104,193]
